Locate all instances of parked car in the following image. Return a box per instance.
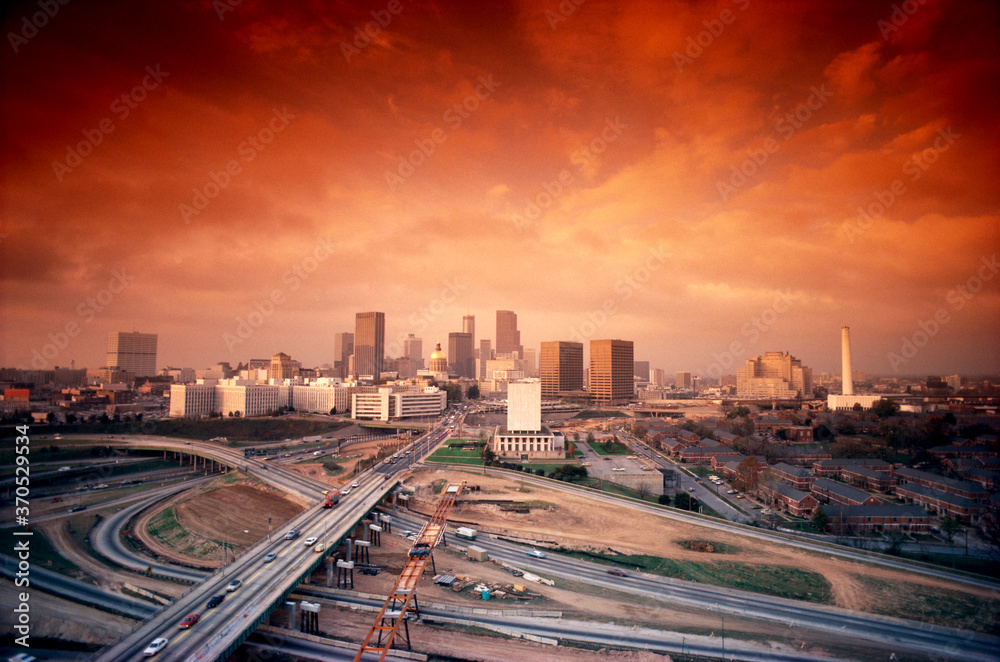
[206,594,225,608]
[178,613,201,629]
[226,579,242,592]
[143,637,168,656]
[263,552,277,563]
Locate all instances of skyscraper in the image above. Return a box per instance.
[404,334,423,369]
[589,339,634,404]
[448,332,475,378]
[334,332,354,369]
[736,352,813,399]
[462,314,475,341]
[106,331,158,377]
[633,360,650,381]
[353,312,385,378]
[478,339,492,380]
[270,352,296,381]
[496,310,522,357]
[540,341,583,398]
[676,371,692,389]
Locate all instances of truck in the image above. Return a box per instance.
[321,490,341,508]
[455,527,477,540]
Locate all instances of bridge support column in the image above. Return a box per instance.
[285,601,297,631]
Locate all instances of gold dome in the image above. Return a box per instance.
[430,342,446,361]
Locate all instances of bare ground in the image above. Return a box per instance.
[0,578,136,644]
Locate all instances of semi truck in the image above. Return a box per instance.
[455,527,477,540]
[322,490,341,508]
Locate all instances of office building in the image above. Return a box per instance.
[676,371,692,389]
[589,339,634,404]
[448,331,475,378]
[335,332,354,369]
[353,312,385,379]
[106,331,158,377]
[634,360,650,381]
[540,341,583,398]
[737,352,813,399]
[496,310,522,358]
[477,339,492,379]
[462,314,475,340]
[493,379,564,459]
[270,352,296,381]
[404,334,423,369]
[352,385,447,422]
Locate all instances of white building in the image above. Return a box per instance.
[507,379,541,432]
[493,378,563,459]
[352,386,447,422]
[168,383,215,417]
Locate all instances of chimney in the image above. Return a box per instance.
[841,326,854,395]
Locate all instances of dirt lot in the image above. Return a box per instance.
[0,578,135,644]
[134,475,304,567]
[281,438,410,488]
[400,468,999,628]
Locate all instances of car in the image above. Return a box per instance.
[285,530,299,540]
[526,549,547,559]
[206,594,225,608]
[143,637,168,656]
[408,547,431,558]
[263,552,277,563]
[358,566,379,576]
[304,537,318,546]
[226,579,242,592]
[314,543,325,553]
[178,613,201,629]
[58,466,71,472]
[7,654,37,662]
[69,505,87,512]
[687,487,695,492]
[352,481,360,488]
[341,488,351,495]
[606,568,629,577]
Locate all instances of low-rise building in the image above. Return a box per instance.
[895,483,985,523]
[841,466,896,493]
[811,477,881,506]
[757,481,817,517]
[769,462,815,490]
[893,467,989,502]
[812,458,890,476]
[678,443,738,465]
[771,447,832,467]
[822,504,930,534]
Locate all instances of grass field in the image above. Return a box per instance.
[852,574,1000,633]
[426,445,485,466]
[589,440,630,455]
[1,524,87,580]
[558,548,833,604]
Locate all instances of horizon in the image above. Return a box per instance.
[2,1,998,379]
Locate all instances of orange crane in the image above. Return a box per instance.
[352,483,463,661]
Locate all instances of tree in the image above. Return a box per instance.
[941,516,961,543]
[466,384,480,400]
[674,492,697,511]
[657,494,671,506]
[481,444,496,466]
[735,456,761,493]
[632,424,647,440]
[871,398,900,419]
[811,504,829,532]
[586,432,595,444]
[636,482,651,500]
[329,407,337,415]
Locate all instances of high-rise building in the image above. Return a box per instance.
[477,339,492,379]
[523,348,537,378]
[448,332,475,378]
[540,341,583,398]
[496,310,522,358]
[106,331,158,377]
[736,352,813,399]
[507,379,541,432]
[462,314,475,341]
[633,360,650,381]
[650,368,665,387]
[589,339,634,404]
[353,312,385,378]
[404,334,423,369]
[334,332,354,369]
[676,371,692,389]
[270,352,296,381]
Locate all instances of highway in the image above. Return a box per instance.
[390,512,1000,662]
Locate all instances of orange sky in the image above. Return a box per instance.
[2,0,998,378]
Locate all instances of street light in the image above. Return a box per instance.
[222,529,249,576]
[714,603,725,660]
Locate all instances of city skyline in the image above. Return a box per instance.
[2,1,998,377]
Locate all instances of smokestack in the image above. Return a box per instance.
[841,326,854,395]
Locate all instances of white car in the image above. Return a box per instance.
[143,637,168,656]
[304,537,318,546]
[351,481,360,488]
[526,549,547,559]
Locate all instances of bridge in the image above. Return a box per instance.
[89,427,449,662]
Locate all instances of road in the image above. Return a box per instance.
[390,511,1000,662]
